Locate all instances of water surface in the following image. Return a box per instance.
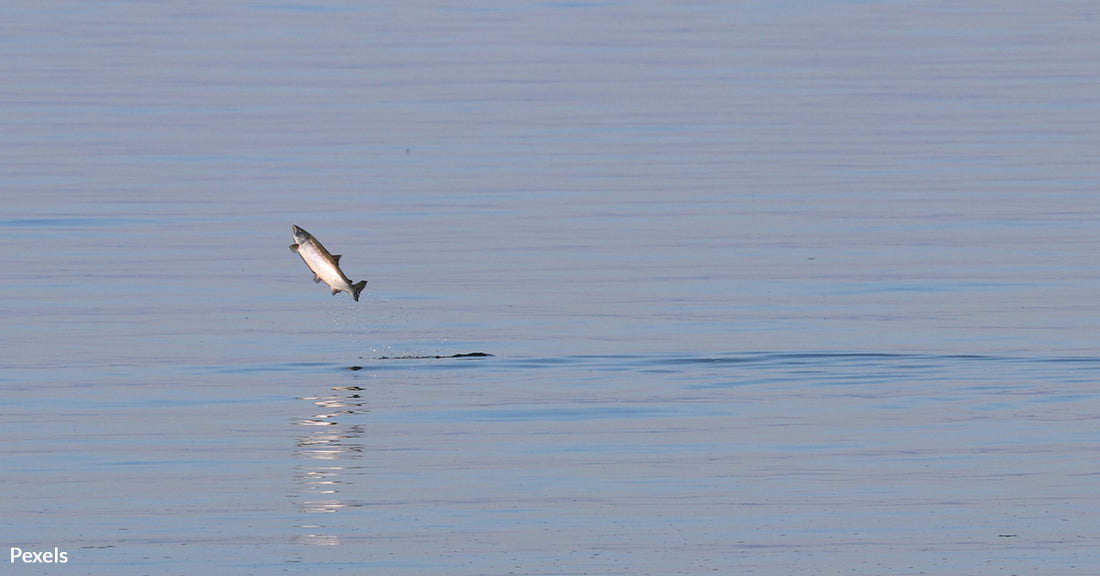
[3,1,1099,574]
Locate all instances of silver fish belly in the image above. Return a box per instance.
[289,225,367,301]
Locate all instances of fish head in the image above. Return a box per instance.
[291,225,311,244]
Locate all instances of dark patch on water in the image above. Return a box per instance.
[348,352,493,369]
[379,352,492,360]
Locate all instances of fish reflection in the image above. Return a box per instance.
[291,384,367,546]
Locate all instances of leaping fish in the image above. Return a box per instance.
[289,225,367,302]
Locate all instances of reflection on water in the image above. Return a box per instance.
[291,384,368,546]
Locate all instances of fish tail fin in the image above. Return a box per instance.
[351,280,367,302]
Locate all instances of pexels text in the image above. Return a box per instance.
[10,547,69,564]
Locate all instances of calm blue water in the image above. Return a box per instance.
[3,1,1100,574]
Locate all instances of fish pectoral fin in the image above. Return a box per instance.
[332,254,341,264]
[289,244,299,253]
[313,274,323,283]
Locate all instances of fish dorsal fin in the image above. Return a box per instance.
[332,254,341,264]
